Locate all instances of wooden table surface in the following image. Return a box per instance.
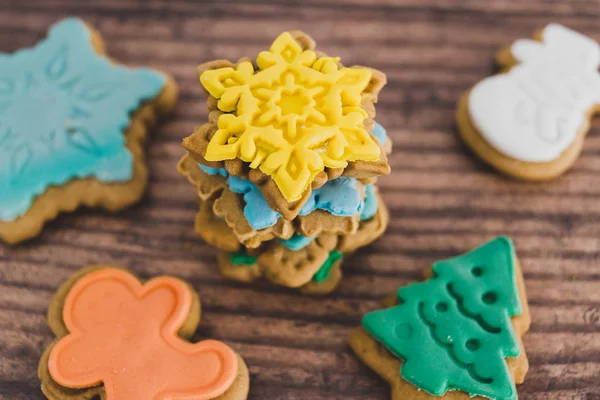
[2,0,600,399]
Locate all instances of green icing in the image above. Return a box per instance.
[362,236,521,400]
[312,251,343,283]
[230,251,257,266]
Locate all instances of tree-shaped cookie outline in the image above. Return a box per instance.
[362,237,522,400]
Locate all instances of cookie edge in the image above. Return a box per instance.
[349,256,530,399]
[455,26,599,181]
[39,265,249,400]
[0,20,178,245]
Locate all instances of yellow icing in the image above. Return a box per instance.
[200,32,381,202]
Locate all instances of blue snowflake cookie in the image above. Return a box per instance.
[0,18,174,243]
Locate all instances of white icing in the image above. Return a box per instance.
[468,24,600,162]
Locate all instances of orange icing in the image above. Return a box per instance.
[48,269,238,400]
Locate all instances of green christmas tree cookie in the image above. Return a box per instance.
[362,236,522,400]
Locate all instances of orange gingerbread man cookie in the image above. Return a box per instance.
[39,266,249,400]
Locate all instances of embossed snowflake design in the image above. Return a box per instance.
[200,32,381,202]
[0,18,166,221]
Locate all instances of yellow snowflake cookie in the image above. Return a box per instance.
[199,32,381,202]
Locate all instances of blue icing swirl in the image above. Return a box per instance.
[227,175,280,230]
[198,164,228,177]
[371,122,387,145]
[279,233,315,251]
[299,177,363,217]
[360,185,378,220]
[0,18,166,221]
[279,185,378,251]
[199,164,366,230]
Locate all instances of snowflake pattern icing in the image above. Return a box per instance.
[200,32,381,202]
[0,18,166,221]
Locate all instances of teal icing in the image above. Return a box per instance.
[360,185,378,220]
[279,185,376,250]
[299,177,363,217]
[199,164,366,230]
[372,122,388,145]
[279,233,315,251]
[198,164,228,177]
[281,185,376,250]
[198,164,277,230]
[0,18,166,221]
[227,175,281,230]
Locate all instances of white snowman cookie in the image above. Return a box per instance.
[457,24,600,180]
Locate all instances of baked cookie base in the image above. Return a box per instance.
[38,265,249,400]
[181,154,373,250]
[217,250,344,295]
[339,192,389,253]
[456,90,592,181]
[183,30,390,220]
[349,260,530,399]
[0,23,178,245]
[300,259,343,295]
[210,199,389,293]
[456,27,600,182]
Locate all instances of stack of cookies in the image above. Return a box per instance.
[179,31,392,294]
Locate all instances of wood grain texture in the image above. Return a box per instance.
[1,0,600,398]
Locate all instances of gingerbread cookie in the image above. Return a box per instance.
[258,234,340,288]
[457,24,600,180]
[373,122,393,156]
[180,154,371,249]
[195,198,243,253]
[300,250,344,295]
[178,153,228,202]
[350,237,530,400]
[217,249,344,295]
[39,266,249,400]
[197,181,387,254]
[0,18,177,244]
[180,30,392,295]
[217,251,263,283]
[211,197,389,293]
[183,31,390,219]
